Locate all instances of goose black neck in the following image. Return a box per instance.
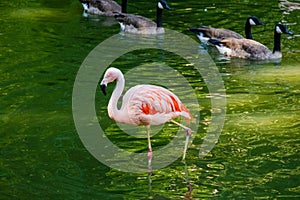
[245,21,252,39]
[273,30,281,53]
[121,0,127,13]
[156,7,163,28]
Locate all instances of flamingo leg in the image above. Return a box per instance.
[145,125,152,194]
[182,160,193,196]
[146,125,152,164]
[170,120,191,160]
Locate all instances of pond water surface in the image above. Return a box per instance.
[1,0,300,199]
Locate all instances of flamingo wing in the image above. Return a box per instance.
[122,85,192,125]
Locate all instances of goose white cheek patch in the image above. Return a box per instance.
[276,26,283,34]
[82,3,89,11]
[249,18,256,25]
[158,2,164,9]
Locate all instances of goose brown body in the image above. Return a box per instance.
[209,24,293,60]
[114,0,170,34]
[215,38,272,59]
[79,0,122,16]
[114,13,159,34]
[189,16,264,43]
[193,26,244,40]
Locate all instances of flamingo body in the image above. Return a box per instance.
[100,67,192,160]
[121,84,191,126]
[101,68,191,125]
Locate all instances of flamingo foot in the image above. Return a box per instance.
[185,183,193,198]
[187,183,193,193]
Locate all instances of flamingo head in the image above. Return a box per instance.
[100,67,122,95]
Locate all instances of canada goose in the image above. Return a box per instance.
[208,24,293,60]
[114,0,171,34]
[79,0,127,16]
[189,16,264,44]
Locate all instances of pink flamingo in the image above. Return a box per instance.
[100,67,192,163]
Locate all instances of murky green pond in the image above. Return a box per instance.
[1,0,300,199]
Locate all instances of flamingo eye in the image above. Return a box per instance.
[105,72,112,78]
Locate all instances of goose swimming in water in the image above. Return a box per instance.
[189,16,264,44]
[208,24,293,60]
[79,0,127,16]
[114,0,171,34]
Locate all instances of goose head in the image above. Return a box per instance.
[247,16,265,26]
[272,24,293,55]
[275,24,293,35]
[158,0,171,10]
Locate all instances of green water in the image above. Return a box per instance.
[1,0,300,199]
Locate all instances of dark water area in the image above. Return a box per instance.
[1,0,299,199]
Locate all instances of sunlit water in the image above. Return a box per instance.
[1,0,300,199]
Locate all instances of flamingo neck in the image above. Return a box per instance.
[108,73,126,122]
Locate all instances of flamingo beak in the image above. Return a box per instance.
[100,84,107,96]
